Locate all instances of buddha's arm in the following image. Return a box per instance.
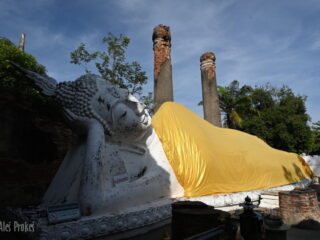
[79,121,109,215]
[62,109,113,216]
[93,170,170,214]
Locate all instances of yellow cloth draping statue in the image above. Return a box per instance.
[152,102,314,198]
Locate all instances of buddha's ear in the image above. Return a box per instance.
[10,62,57,96]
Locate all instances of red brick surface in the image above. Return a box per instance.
[152,25,171,81]
[200,52,216,80]
[279,189,320,225]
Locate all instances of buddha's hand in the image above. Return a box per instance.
[62,108,102,132]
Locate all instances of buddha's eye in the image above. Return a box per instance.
[120,111,127,119]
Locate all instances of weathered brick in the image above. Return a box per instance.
[152,24,173,112]
[279,189,320,225]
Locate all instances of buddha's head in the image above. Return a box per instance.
[55,74,151,141]
[109,93,151,141]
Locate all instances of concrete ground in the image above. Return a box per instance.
[288,228,320,240]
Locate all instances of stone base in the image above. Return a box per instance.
[6,199,173,240]
[5,179,311,240]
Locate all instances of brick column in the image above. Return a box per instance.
[152,24,173,112]
[200,52,222,127]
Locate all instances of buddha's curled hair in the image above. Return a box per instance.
[55,74,112,135]
[11,63,114,135]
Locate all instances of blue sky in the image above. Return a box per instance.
[1,0,319,122]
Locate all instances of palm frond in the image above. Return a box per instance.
[231,110,243,128]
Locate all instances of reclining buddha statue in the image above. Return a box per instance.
[16,67,183,216]
[17,65,314,216]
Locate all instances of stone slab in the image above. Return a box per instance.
[47,203,80,224]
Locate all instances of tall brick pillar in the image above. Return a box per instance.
[152,24,173,112]
[200,52,222,127]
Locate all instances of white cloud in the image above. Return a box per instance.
[110,0,319,121]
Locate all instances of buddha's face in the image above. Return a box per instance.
[91,78,151,141]
[111,94,151,141]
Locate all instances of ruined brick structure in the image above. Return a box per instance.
[152,24,173,112]
[200,52,222,127]
[279,188,320,225]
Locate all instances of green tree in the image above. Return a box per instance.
[70,33,153,110]
[0,37,47,97]
[140,92,154,115]
[209,80,312,153]
[217,80,256,129]
[198,80,257,128]
[242,85,312,154]
[310,121,320,155]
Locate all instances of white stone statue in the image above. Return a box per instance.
[16,66,183,216]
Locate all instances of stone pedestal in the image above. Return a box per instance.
[152,24,173,112]
[200,52,222,127]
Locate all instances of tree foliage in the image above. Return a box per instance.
[0,37,46,94]
[70,33,153,110]
[244,85,312,153]
[310,121,320,155]
[217,80,256,129]
[212,80,313,154]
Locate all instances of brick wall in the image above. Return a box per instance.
[279,188,320,225]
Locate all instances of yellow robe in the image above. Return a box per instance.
[152,102,313,197]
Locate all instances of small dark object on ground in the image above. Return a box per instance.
[171,201,232,239]
[293,219,320,231]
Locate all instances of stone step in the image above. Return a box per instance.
[259,191,280,208]
[259,199,279,208]
[260,197,279,203]
[259,202,279,208]
[261,191,280,196]
[260,191,280,200]
[260,195,279,200]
